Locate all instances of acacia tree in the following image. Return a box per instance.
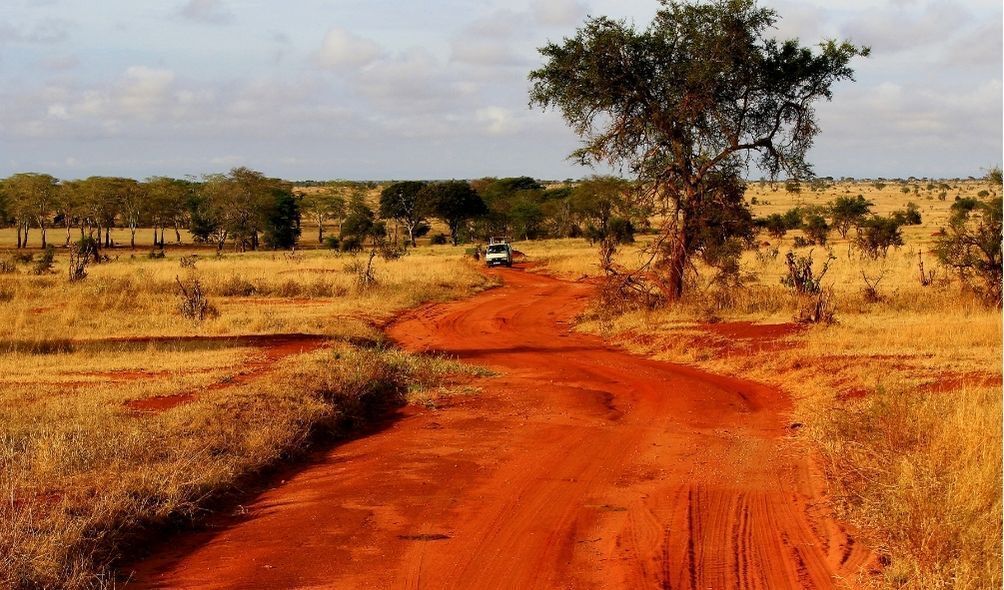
[829,194,872,238]
[300,188,347,244]
[935,192,1003,307]
[570,176,634,240]
[529,0,867,300]
[419,181,487,245]
[115,178,145,249]
[379,181,428,246]
[6,173,58,248]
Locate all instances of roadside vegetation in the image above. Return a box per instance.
[526,175,1002,589]
[0,245,494,588]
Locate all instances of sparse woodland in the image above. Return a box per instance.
[0,0,999,585]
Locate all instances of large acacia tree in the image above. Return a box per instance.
[530,0,867,300]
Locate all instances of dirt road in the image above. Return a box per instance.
[130,267,870,589]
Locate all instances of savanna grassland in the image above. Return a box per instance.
[527,178,1003,590]
[0,238,495,588]
[1,176,1000,590]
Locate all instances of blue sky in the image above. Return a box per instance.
[0,0,1000,180]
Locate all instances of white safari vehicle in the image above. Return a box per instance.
[485,237,513,267]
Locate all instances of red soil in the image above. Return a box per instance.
[920,371,1000,393]
[122,334,328,413]
[127,267,871,589]
[702,320,804,341]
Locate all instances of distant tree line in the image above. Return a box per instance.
[0,169,647,253]
[0,168,305,252]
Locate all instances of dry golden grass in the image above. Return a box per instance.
[0,244,495,588]
[527,180,1002,589]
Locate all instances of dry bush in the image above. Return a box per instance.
[178,255,198,269]
[216,274,258,296]
[176,277,218,321]
[31,246,55,275]
[820,384,1002,589]
[916,252,937,287]
[347,250,378,289]
[0,345,486,589]
[68,238,98,281]
[860,266,887,303]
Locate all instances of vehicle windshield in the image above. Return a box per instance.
[487,245,508,253]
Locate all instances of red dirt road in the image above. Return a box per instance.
[129,267,870,589]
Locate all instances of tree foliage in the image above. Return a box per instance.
[529,0,867,300]
[934,194,1003,307]
[379,181,428,246]
[828,195,872,238]
[419,181,487,245]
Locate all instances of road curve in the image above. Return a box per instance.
[129,266,870,589]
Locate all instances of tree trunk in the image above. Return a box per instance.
[16,224,22,249]
[104,226,111,248]
[40,223,47,248]
[22,223,30,248]
[159,227,165,247]
[664,227,687,301]
[130,227,136,249]
[152,227,158,247]
[174,222,182,243]
[65,222,71,247]
[318,221,324,244]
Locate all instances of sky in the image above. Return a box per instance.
[0,0,1001,181]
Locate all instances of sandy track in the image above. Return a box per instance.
[128,266,870,589]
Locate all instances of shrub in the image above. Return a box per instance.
[217,275,257,296]
[0,260,15,274]
[781,249,835,295]
[31,246,56,275]
[608,217,635,244]
[176,277,219,321]
[855,216,904,258]
[339,236,363,253]
[891,202,922,226]
[781,207,803,229]
[147,249,165,259]
[803,214,830,245]
[324,236,341,250]
[762,213,788,239]
[781,250,837,324]
[68,237,98,281]
[429,233,449,245]
[178,255,198,269]
[934,195,1002,307]
[346,251,378,289]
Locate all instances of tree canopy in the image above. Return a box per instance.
[419,181,487,245]
[530,0,867,300]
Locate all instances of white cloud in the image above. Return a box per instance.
[118,66,176,118]
[476,106,520,135]
[47,103,69,119]
[177,0,234,25]
[316,27,382,70]
[532,0,587,26]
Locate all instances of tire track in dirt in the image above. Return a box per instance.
[126,266,871,589]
